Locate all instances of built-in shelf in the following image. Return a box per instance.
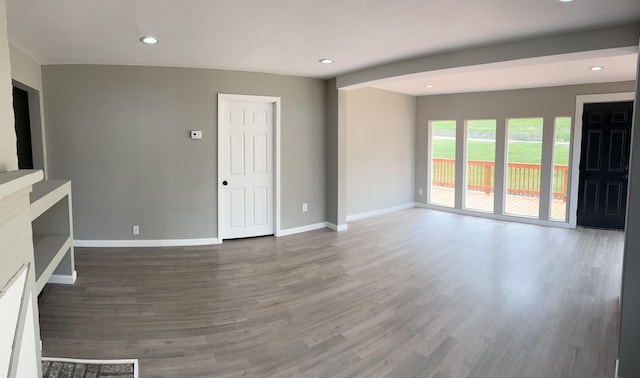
[29,179,75,293]
[32,235,72,293]
[30,180,70,220]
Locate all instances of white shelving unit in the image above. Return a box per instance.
[29,180,75,293]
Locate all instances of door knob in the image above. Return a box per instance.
[222,180,228,186]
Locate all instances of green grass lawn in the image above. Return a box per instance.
[431,119,572,193]
[432,118,571,140]
[431,117,571,164]
[432,140,569,165]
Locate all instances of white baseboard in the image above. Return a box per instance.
[76,223,341,246]
[346,203,416,222]
[616,359,621,378]
[47,270,76,285]
[327,223,348,232]
[277,222,329,237]
[74,238,221,248]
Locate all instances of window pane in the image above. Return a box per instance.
[430,120,456,207]
[505,118,543,217]
[551,117,571,221]
[465,120,496,212]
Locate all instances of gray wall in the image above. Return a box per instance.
[325,79,339,225]
[324,79,347,227]
[346,87,415,216]
[415,81,636,209]
[42,65,326,240]
[619,39,640,378]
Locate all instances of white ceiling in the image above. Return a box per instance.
[372,49,639,96]
[6,0,640,94]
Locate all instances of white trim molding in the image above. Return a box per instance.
[277,222,328,237]
[346,203,415,222]
[327,223,348,232]
[47,271,77,285]
[74,238,221,248]
[415,202,574,228]
[571,92,635,228]
[76,223,351,246]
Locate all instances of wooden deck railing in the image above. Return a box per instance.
[432,158,569,201]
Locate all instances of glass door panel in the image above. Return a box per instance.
[551,117,572,221]
[505,118,544,217]
[430,120,456,207]
[465,120,496,212]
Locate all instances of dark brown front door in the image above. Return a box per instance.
[577,101,634,229]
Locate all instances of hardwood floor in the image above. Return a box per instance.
[38,208,624,377]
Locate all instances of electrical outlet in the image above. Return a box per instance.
[132,225,140,235]
[302,203,308,212]
[419,188,424,196]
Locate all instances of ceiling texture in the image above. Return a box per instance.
[6,0,640,95]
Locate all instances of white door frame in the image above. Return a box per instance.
[569,91,635,228]
[217,93,281,242]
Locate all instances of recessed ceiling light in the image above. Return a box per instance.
[556,0,573,3]
[139,36,159,45]
[424,84,433,88]
[589,66,604,71]
[319,59,334,64]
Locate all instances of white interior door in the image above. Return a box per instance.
[219,98,274,239]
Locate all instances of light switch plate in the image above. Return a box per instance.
[190,130,203,140]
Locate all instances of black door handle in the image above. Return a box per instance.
[222,180,228,186]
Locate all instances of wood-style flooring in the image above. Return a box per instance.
[38,208,624,377]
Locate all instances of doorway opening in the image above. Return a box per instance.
[11,80,46,175]
[13,85,33,169]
